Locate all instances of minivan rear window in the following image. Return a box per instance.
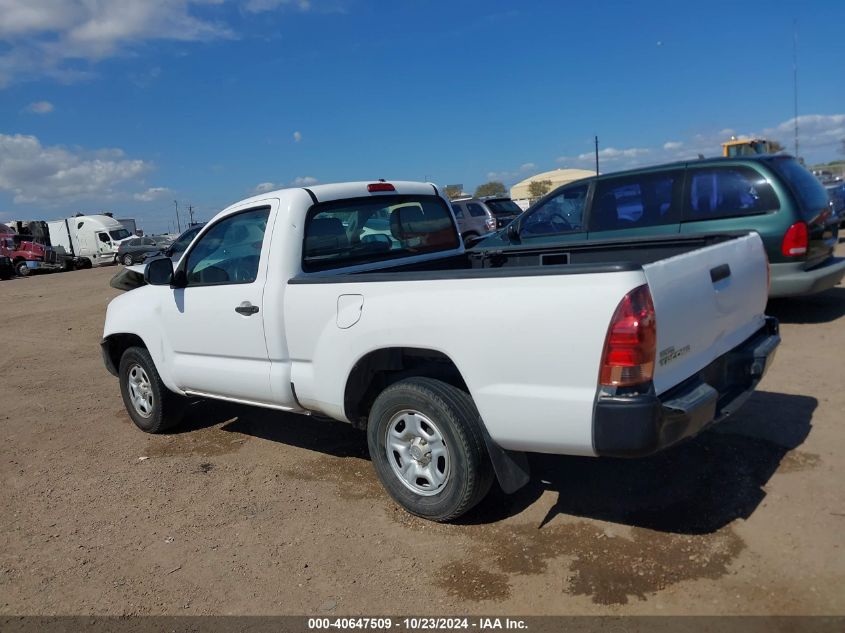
[485,199,522,216]
[684,166,779,221]
[769,157,831,220]
[303,195,459,271]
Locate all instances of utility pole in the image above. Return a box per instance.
[188,204,195,225]
[174,200,181,233]
[594,135,600,175]
[793,18,799,159]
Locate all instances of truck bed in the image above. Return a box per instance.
[290,232,743,282]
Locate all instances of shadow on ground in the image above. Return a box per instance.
[467,390,816,533]
[767,286,845,324]
[168,389,816,534]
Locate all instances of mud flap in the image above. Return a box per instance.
[478,424,530,494]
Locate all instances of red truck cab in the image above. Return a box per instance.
[0,226,62,277]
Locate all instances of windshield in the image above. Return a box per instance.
[769,157,831,219]
[109,228,131,241]
[485,199,522,216]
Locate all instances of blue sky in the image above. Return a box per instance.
[1,0,843,233]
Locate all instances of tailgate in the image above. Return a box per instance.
[643,233,768,395]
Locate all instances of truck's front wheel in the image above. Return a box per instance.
[14,260,30,277]
[367,377,493,522]
[118,346,183,433]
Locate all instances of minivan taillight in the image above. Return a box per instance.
[599,284,656,388]
[781,222,808,257]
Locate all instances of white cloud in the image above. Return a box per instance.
[764,114,845,150]
[663,141,682,151]
[485,161,538,184]
[134,186,171,202]
[290,176,318,186]
[251,181,277,194]
[25,100,54,114]
[293,130,302,143]
[0,133,152,203]
[244,0,312,12]
[0,0,234,87]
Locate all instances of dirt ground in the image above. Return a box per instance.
[1,250,843,616]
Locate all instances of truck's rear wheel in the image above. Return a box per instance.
[118,346,184,433]
[367,377,493,522]
[14,260,30,277]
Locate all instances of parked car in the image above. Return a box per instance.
[158,223,205,263]
[450,196,522,242]
[118,236,169,265]
[825,182,845,227]
[481,155,845,298]
[102,180,778,522]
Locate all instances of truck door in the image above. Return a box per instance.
[96,231,114,263]
[160,205,275,403]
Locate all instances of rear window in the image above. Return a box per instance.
[485,199,522,216]
[467,203,486,217]
[303,195,459,271]
[769,157,831,219]
[684,166,779,221]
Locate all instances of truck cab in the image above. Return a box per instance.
[0,225,62,277]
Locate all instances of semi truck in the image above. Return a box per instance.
[0,223,63,276]
[47,214,134,268]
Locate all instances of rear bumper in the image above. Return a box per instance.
[769,257,845,298]
[593,317,780,458]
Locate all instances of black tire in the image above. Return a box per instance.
[122,254,134,266]
[14,260,30,277]
[118,346,184,433]
[367,377,494,522]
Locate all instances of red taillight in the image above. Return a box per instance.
[781,222,808,257]
[599,284,656,388]
[367,182,395,192]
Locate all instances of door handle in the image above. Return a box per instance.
[235,302,260,316]
[710,264,731,283]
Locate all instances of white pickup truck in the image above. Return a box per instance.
[102,181,780,521]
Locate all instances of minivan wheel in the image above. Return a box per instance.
[367,377,493,522]
[122,254,134,266]
[118,346,184,433]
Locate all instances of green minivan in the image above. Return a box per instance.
[481,155,845,297]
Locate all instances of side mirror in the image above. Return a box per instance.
[144,257,174,286]
[507,223,521,243]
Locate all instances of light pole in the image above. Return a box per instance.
[174,200,181,233]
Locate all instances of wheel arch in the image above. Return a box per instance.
[343,346,530,494]
[101,332,148,377]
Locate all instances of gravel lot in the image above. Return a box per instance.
[1,251,843,616]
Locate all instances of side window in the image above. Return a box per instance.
[452,205,465,219]
[520,184,588,236]
[98,233,111,243]
[590,172,681,231]
[467,203,486,217]
[685,166,779,220]
[184,208,269,286]
[142,237,156,246]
